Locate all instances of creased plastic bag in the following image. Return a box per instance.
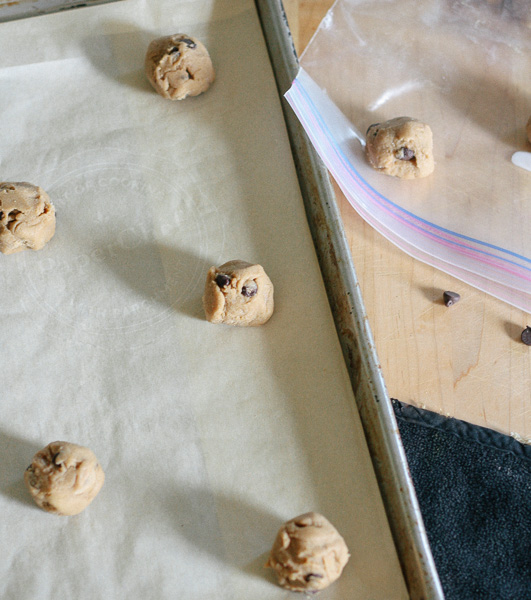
[285,0,531,312]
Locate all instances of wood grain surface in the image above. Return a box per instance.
[284,0,531,441]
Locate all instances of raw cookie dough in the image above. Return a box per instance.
[24,441,105,516]
[266,512,350,592]
[145,34,215,100]
[526,116,531,144]
[0,182,55,254]
[366,117,434,179]
[202,260,274,326]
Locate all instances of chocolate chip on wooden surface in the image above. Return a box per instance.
[521,326,531,346]
[443,291,461,306]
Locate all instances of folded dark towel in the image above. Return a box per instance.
[392,399,531,600]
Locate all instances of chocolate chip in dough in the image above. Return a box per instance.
[180,38,197,48]
[215,273,231,288]
[396,146,415,161]
[241,280,258,297]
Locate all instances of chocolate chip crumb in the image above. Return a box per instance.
[305,573,323,582]
[521,326,531,346]
[443,291,460,306]
[169,46,180,54]
[241,280,257,297]
[215,273,230,288]
[396,146,415,161]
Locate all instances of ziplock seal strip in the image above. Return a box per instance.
[285,68,531,312]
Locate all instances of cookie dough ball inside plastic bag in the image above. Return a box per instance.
[24,441,105,516]
[0,182,55,255]
[266,512,350,592]
[203,260,274,326]
[145,34,215,100]
[366,117,434,179]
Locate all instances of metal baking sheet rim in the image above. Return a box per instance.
[0,0,121,22]
[254,1,445,598]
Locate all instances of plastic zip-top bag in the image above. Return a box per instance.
[285,0,531,312]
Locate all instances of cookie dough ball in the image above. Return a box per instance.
[145,34,215,100]
[266,512,350,592]
[526,116,531,144]
[0,182,55,255]
[24,441,105,516]
[203,260,274,326]
[366,117,434,179]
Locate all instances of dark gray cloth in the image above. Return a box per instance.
[392,399,531,600]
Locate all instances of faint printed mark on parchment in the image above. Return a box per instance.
[20,160,225,345]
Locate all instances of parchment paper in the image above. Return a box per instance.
[0,1,407,598]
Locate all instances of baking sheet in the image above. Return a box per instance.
[0,0,408,598]
[0,0,120,22]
